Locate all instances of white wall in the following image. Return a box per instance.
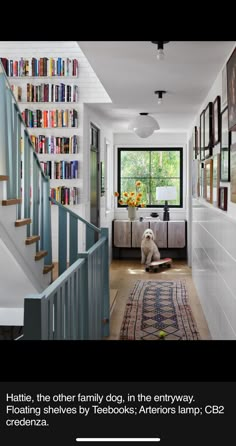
[113,132,188,221]
[190,42,236,339]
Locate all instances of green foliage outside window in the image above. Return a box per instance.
[118,149,182,207]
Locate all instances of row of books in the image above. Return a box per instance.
[22,83,79,103]
[22,109,78,128]
[40,160,79,179]
[30,135,79,154]
[50,187,79,205]
[1,57,79,77]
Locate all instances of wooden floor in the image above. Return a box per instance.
[108,259,211,340]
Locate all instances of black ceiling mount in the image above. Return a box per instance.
[151,41,170,50]
[154,90,167,98]
[140,112,148,115]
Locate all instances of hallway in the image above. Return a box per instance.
[109,260,211,340]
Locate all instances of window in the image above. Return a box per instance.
[118,148,183,208]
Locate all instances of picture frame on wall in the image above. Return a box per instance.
[200,162,205,198]
[205,159,213,203]
[222,65,227,109]
[213,96,221,146]
[220,106,231,182]
[192,126,199,160]
[227,47,236,131]
[200,110,205,160]
[100,161,105,196]
[218,187,228,211]
[230,143,236,203]
[204,102,213,158]
[213,154,220,207]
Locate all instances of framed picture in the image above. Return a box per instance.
[200,162,205,198]
[222,65,227,109]
[200,110,205,160]
[204,102,213,158]
[230,143,236,203]
[192,159,199,197]
[227,47,236,131]
[220,106,231,182]
[213,154,220,207]
[205,159,213,203]
[192,126,199,159]
[100,161,105,196]
[218,187,228,211]
[213,96,221,146]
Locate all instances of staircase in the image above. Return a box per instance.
[0,61,110,339]
[0,176,53,294]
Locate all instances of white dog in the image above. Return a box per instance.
[141,228,160,266]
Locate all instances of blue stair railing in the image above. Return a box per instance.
[24,198,110,340]
[0,61,52,268]
[0,60,110,340]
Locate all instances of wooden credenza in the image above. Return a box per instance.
[113,219,186,259]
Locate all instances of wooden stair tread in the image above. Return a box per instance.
[35,250,47,261]
[0,175,9,181]
[110,289,118,315]
[43,264,54,274]
[15,218,32,227]
[25,235,40,245]
[2,198,22,206]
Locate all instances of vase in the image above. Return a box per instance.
[128,206,137,221]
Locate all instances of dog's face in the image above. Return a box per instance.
[142,228,154,241]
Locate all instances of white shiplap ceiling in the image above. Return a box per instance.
[77,41,235,132]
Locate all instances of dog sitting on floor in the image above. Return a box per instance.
[141,228,160,266]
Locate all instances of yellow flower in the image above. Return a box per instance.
[114,181,146,208]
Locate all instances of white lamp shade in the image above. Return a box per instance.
[156,186,177,201]
[128,114,160,138]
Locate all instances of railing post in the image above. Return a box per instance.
[86,225,96,250]
[24,295,48,340]
[77,253,89,339]
[23,131,30,224]
[101,228,110,337]
[59,206,67,275]
[42,179,52,265]
[16,110,22,219]
[0,74,7,176]
[32,155,39,246]
[5,86,15,199]
[69,213,78,265]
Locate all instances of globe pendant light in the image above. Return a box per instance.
[128,113,160,138]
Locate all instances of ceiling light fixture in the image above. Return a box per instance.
[154,90,167,105]
[128,113,160,138]
[151,41,170,60]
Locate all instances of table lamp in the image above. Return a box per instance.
[156,186,177,221]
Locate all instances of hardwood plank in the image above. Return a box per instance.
[25,235,40,245]
[2,198,22,206]
[15,218,32,227]
[35,250,47,261]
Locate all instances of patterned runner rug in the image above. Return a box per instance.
[120,280,200,340]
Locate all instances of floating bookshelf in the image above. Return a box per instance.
[1,57,79,77]
[1,56,80,206]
